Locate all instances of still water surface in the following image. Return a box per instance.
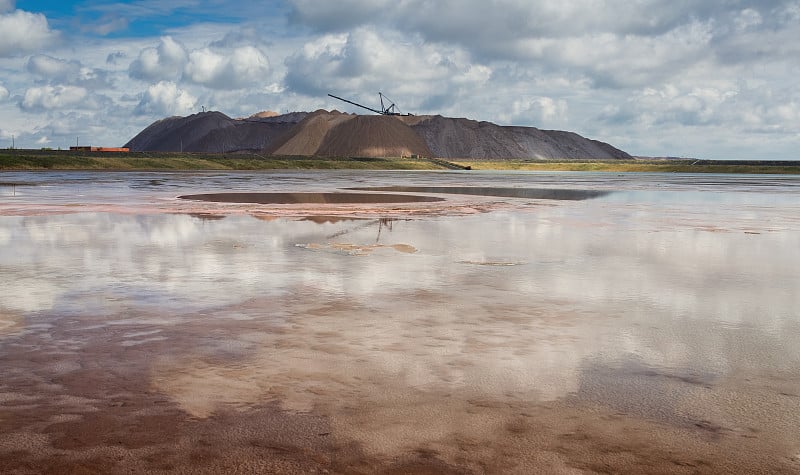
[1,170,799,472]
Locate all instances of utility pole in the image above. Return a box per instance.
[11,135,14,149]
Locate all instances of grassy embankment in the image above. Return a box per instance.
[454,159,800,174]
[0,150,442,171]
[1,150,799,173]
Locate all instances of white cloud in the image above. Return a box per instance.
[285,1,800,90]
[288,1,775,50]
[497,19,714,89]
[593,78,800,158]
[288,0,704,55]
[285,28,490,111]
[84,14,129,36]
[0,9,57,57]
[734,8,763,30]
[135,81,196,116]
[2,2,800,159]
[642,86,726,126]
[183,46,270,89]
[509,97,569,126]
[27,54,81,79]
[107,51,126,65]
[26,54,111,89]
[20,85,89,112]
[129,36,188,81]
[129,37,271,90]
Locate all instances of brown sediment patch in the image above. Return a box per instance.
[2,190,518,219]
[1,307,798,475]
[349,186,614,201]
[178,192,445,205]
[250,214,281,222]
[170,202,497,222]
[388,243,417,254]
[459,260,525,266]
[295,242,417,256]
[0,310,23,335]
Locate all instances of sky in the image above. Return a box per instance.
[1,0,799,159]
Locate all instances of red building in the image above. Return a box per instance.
[69,146,130,152]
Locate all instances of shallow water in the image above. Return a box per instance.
[1,170,799,473]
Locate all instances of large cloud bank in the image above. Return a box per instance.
[1,0,799,159]
[0,8,57,57]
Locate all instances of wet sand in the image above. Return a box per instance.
[2,291,798,474]
[1,171,800,473]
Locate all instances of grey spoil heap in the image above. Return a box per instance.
[125,108,631,160]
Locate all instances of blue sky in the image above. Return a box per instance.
[2,0,800,159]
[16,0,285,37]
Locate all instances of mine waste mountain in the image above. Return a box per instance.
[125,110,631,160]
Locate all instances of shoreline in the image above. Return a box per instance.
[2,150,800,173]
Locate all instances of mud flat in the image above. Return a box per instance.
[1,171,799,473]
[178,192,445,204]
[2,301,798,474]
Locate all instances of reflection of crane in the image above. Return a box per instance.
[375,218,393,243]
[325,218,396,242]
[328,93,413,116]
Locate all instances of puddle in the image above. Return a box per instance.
[348,186,613,200]
[178,192,445,204]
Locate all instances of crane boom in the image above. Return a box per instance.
[379,92,398,115]
[327,94,384,115]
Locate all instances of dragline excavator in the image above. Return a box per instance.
[327,92,414,116]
